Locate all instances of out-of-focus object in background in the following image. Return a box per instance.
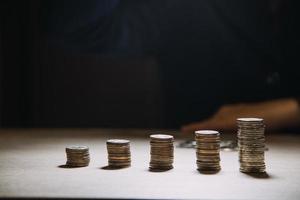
[182,98,300,133]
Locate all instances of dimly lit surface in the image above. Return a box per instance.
[0,129,300,199]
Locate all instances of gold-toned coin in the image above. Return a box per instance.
[149,134,174,171]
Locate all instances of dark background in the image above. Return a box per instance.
[0,1,165,128]
[0,0,299,128]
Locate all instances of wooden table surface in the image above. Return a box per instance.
[0,129,300,200]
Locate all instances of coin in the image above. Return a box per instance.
[65,146,90,167]
[149,134,174,171]
[195,130,221,173]
[107,139,130,144]
[237,118,266,173]
[150,134,174,140]
[106,139,131,168]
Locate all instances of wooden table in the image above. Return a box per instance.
[0,129,299,199]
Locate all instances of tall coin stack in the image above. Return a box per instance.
[106,139,131,168]
[65,146,90,167]
[195,130,221,174]
[237,118,266,173]
[149,134,174,171]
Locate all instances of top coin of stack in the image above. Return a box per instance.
[237,118,266,173]
[65,146,90,167]
[106,139,131,168]
[149,134,174,171]
[195,130,221,174]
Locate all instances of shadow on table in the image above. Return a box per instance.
[192,169,223,175]
[148,168,173,173]
[243,172,271,179]
[101,165,130,170]
[58,164,87,169]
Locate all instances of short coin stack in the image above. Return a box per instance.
[237,118,266,173]
[65,146,90,167]
[149,134,174,171]
[195,130,221,174]
[106,139,131,168]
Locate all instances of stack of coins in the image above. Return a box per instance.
[237,118,266,173]
[106,139,131,168]
[149,134,174,171]
[195,130,221,174]
[65,146,90,167]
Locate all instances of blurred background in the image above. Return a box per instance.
[0,0,299,130]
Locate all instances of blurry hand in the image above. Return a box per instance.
[181,98,300,134]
